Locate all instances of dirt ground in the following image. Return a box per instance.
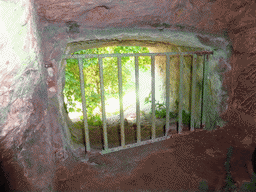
[70,111,177,150]
[55,121,256,191]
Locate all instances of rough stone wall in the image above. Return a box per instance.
[148,44,228,129]
[148,45,204,119]
[0,0,256,191]
[0,0,56,191]
[213,0,256,130]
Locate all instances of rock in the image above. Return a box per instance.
[1,0,256,191]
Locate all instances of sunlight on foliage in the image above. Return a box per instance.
[64,46,150,120]
[64,46,226,130]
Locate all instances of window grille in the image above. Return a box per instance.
[64,51,213,154]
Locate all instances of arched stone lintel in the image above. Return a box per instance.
[63,28,230,55]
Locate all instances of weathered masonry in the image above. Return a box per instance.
[4,0,256,190]
[64,50,213,154]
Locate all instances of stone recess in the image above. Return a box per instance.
[0,0,256,191]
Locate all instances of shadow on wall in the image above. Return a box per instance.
[0,160,10,191]
[0,135,31,191]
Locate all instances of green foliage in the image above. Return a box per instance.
[196,146,239,192]
[64,46,150,119]
[182,110,191,126]
[144,94,175,118]
[239,173,256,191]
[222,146,237,191]
[87,114,103,126]
[145,96,191,125]
[155,102,168,118]
[198,180,208,191]
[240,182,255,191]
[221,146,256,191]
[64,102,68,113]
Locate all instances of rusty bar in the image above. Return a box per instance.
[151,55,156,140]
[178,55,184,134]
[190,54,197,131]
[64,51,214,59]
[118,56,125,147]
[201,54,209,129]
[101,135,172,154]
[165,55,170,136]
[99,57,108,151]
[135,56,141,143]
[192,51,214,55]
[77,58,90,152]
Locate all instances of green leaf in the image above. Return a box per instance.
[69,108,75,112]
[64,46,150,117]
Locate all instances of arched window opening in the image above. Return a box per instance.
[63,45,214,154]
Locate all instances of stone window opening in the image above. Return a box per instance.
[61,41,223,156]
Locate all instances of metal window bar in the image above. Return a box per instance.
[151,56,156,140]
[99,57,108,151]
[135,56,141,143]
[190,54,197,131]
[64,51,213,155]
[165,55,171,136]
[78,58,90,152]
[118,56,125,147]
[201,54,209,129]
[178,55,184,134]
[65,51,213,59]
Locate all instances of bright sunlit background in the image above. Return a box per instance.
[65,68,164,121]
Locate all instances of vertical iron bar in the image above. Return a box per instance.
[190,55,197,131]
[118,56,125,147]
[99,57,108,151]
[165,55,170,136]
[200,55,204,128]
[135,56,141,143]
[178,55,184,134]
[78,58,90,152]
[201,54,209,129]
[151,55,156,140]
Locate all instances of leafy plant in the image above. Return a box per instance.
[145,96,191,125]
[86,114,102,126]
[181,110,191,126]
[239,173,256,191]
[210,146,256,191]
[221,146,237,191]
[64,46,150,120]
[198,180,208,191]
